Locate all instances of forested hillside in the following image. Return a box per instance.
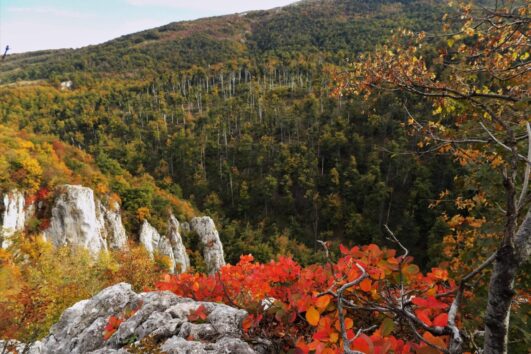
[0,0,445,81]
[1,0,529,352]
[0,0,457,266]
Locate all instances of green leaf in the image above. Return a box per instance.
[380,317,395,336]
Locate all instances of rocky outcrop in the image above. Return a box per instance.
[9,283,269,354]
[99,201,128,250]
[167,215,190,273]
[190,217,225,274]
[45,185,107,254]
[139,220,171,260]
[44,185,127,255]
[0,190,29,248]
[139,217,189,274]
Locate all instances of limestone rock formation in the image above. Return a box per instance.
[167,215,190,273]
[0,190,28,248]
[139,217,189,274]
[99,201,128,250]
[190,216,225,274]
[8,283,269,354]
[139,219,165,257]
[44,185,127,255]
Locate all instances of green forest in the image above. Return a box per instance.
[0,0,529,352]
[0,0,457,265]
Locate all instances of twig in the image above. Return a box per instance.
[480,122,531,165]
[317,240,329,260]
[384,224,408,308]
[406,318,449,353]
[517,122,531,210]
[216,271,238,308]
[337,263,368,354]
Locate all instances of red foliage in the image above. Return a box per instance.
[103,315,123,341]
[103,304,142,341]
[156,244,458,353]
[51,140,66,159]
[188,304,208,323]
[25,187,50,207]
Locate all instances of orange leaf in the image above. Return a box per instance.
[351,333,374,353]
[359,278,372,292]
[306,306,320,326]
[422,331,447,348]
[242,315,252,332]
[295,338,310,354]
[315,295,332,311]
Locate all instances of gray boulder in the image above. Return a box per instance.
[12,283,268,354]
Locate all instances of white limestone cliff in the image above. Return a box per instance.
[0,190,28,248]
[99,201,128,250]
[0,185,225,277]
[44,185,128,255]
[44,185,108,255]
[190,216,225,274]
[139,218,189,274]
[139,220,163,257]
[167,215,190,273]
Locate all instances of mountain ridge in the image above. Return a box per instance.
[0,0,446,82]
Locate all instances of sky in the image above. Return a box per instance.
[0,0,297,54]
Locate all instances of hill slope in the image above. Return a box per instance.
[0,0,446,82]
[0,0,455,266]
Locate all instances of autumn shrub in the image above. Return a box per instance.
[157,243,457,353]
[0,238,166,342]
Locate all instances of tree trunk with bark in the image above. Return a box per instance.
[484,209,531,353]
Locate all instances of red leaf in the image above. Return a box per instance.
[339,244,350,255]
[433,313,448,327]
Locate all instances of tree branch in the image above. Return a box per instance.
[337,263,368,354]
[517,122,531,210]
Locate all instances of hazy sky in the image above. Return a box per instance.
[0,0,297,54]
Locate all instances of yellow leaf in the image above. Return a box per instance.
[306,306,320,326]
